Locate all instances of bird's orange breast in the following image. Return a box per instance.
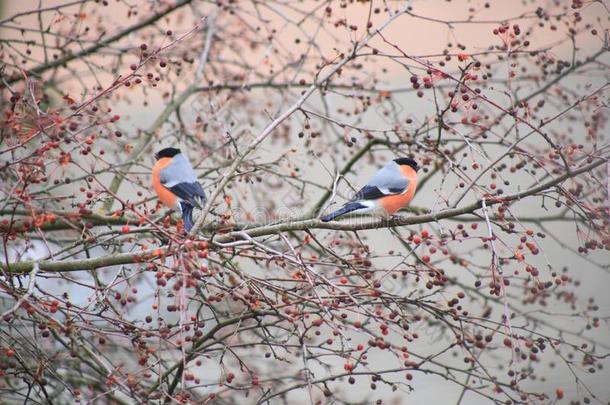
[152,158,178,209]
[378,166,417,215]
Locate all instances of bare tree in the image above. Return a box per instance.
[1,1,609,404]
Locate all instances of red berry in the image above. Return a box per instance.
[555,388,564,399]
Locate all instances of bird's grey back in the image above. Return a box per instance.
[160,153,199,187]
[365,161,409,194]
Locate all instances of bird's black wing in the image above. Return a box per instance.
[352,185,405,201]
[168,182,206,208]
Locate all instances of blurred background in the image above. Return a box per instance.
[1,0,609,404]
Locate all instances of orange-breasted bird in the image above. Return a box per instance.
[320,158,419,222]
[152,147,206,232]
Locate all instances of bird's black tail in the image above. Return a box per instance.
[181,202,195,232]
[320,202,365,222]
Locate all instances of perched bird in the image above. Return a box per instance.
[152,147,206,232]
[321,158,419,222]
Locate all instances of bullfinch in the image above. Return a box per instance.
[321,158,419,222]
[152,147,206,232]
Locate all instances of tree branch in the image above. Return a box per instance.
[2,156,605,275]
[188,3,414,235]
[2,0,194,86]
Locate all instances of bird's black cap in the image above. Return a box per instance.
[155,147,181,160]
[393,157,419,172]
